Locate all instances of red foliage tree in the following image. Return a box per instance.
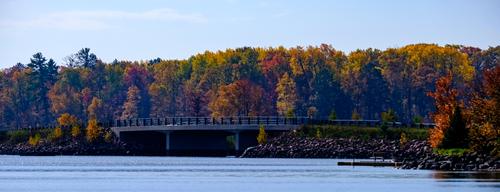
[467,66,500,152]
[427,73,461,148]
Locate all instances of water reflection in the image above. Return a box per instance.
[433,171,500,181]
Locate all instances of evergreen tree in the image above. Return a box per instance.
[75,48,97,68]
[27,53,58,125]
[440,106,468,149]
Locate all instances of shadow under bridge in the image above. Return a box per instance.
[111,116,304,156]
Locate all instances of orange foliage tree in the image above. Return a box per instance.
[57,113,79,128]
[427,73,461,148]
[57,113,81,139]
[87,97,103,120]
[121,86,141,119]
[208,79,267,118]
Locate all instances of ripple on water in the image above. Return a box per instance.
[0,155,498,192]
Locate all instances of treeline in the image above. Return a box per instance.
[0,44,498,129]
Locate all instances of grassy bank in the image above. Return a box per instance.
[296,125,428,140]
[433,148,469,156]
[0,127,140,156]
[0,129,53,145]
[0,126,113,146]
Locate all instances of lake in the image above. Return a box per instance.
[0,155,498,192]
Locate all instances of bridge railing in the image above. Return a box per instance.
[111,117,435,128]
[112,116,310,127]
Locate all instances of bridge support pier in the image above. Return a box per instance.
[233,131,240,152]
[164,131,171,154]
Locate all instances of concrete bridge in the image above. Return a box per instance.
[111,117,306,156]
[110,116,434,156]
[0,116,434,156]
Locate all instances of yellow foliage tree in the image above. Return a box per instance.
[104,131,113,143]
[57,113,78,128]
[257,125,267,145]
[276,73,297,116]
[316,127,322,139]
[28,133,41,146]
[71,125,81,138]
[400,132,408,147]
[380,44,473,122]
[49,127,63,142]
[86,118,101,143]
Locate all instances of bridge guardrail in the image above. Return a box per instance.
[113,116,308,127]
[111,117,435,129]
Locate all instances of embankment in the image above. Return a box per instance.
[241,131,499,171]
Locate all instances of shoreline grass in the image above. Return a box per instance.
[297,125,429,140]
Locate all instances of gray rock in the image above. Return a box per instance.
[479,163,489,170]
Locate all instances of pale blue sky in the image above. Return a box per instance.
[1,0,499,68]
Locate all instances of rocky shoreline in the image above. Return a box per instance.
[240,133,500,171]
[0,138,149,156]
[395,140,498,171]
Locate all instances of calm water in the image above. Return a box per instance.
[0,155,498,192]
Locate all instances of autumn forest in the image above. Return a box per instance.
[0,44,498,133]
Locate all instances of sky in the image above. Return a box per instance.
[0,0,499,68]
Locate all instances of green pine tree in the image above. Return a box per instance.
[440,106,468,149]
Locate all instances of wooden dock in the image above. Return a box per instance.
[338,161,401,167]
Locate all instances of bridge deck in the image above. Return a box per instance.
[112,124,300,132]
[110,117,307,135]
[110,116,434,136]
